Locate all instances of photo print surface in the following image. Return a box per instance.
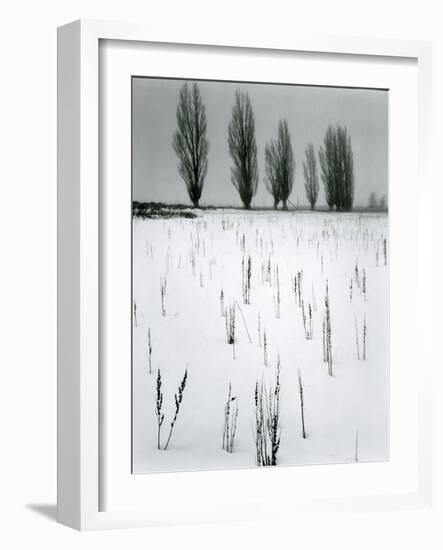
[132,77,389,474]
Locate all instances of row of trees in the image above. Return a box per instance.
[172,82,355,211]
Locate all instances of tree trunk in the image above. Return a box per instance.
[192,199,199,208]
[310,204,314,211]
[282,200,288,210]
[244,202,251,210]
[273,199,279,210]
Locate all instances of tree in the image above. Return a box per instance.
[318,126,336,211]
[319,124,355,211]
[378,195,387,211]
[276,120,295,210]
[368,192,378,209]
[264,141,280,209]
[264,119,295,210]
[338,125,354,211]
[228,91,259,209]
[303,143,319,210]
[172,83,209,208]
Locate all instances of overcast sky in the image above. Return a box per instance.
[133,77,388,208]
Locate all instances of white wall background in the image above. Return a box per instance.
[0,1,442,548]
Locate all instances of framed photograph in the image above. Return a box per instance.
[131,77,390,475]
[57,19,434,530]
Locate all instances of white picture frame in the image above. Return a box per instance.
[57,19,434,531]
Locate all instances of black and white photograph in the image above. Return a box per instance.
[2,0,439,541]
[131,77,389,474]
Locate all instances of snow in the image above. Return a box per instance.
[132,210,389,474]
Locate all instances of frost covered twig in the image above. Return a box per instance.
[234,300,252,344]
[354,429,359,462]
[298,369,306,439]
[147,328,152,374]
[254,358,281,466]
[323,281,333,375]
[160,276,167,316]
[155,369,164,450]
[163,369,188,451]
[242,254,252,304]
[222,382,238,453]
[225,304,236,359]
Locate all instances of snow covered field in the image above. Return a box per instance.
[132,210,389,474]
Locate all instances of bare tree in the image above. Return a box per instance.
[319,124,355,211]
[303,143,319,210]
[264,119,295,210]
[338,125,354,211]
[228,91,259,209]
[319,125,337,211]
[172,83,209,208]
[264,140,280,209]
[378,195,387,211]
[368,192,378,209]
[277,121,295,210]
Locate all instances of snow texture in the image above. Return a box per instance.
[132,210,389,474]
